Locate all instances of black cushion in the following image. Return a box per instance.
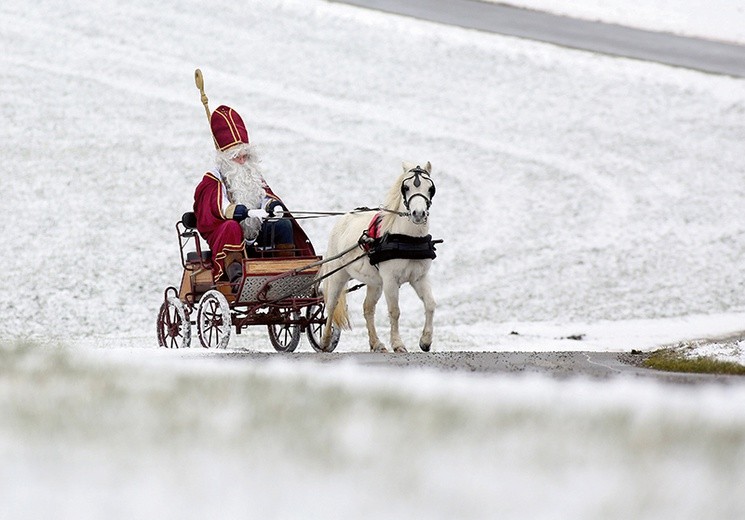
[181,212,198,229]
[186,251,212,263]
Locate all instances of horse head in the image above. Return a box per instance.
[400,161,435,225]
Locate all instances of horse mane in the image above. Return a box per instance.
[379,171,407,234]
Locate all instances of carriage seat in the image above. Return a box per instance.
[186,250,212,264]
[181,212,212,265]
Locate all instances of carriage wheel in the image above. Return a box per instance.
[267,310,301,352]
[196,290,232,349]
[305,303,341,353]
[157,297,191,348]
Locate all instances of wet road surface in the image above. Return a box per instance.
[331,0,745,77]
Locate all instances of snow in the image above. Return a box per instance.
[1,0,745,517]
[680,338,745,365]
[4,341,745,519]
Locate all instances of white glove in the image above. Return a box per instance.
[247,208,269,219]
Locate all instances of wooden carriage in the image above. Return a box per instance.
[156,213,340,352]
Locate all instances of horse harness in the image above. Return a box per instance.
[401,166,436,211]
[361,227,441,266]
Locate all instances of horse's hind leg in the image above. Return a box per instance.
[382,279,407,353]
[363,284,387,352]
[411,276,435,352]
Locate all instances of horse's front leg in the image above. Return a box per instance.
[363,284,387,352]
[411,276,435,352]
[382,279,406,353]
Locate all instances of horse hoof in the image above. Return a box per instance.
[371,344,388,353]
[419,341,431,352]
[394,346,408,353]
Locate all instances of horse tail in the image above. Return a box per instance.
[331,287,351,330]
[321,264,352,330]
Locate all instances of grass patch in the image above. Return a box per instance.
[644,349,745,375]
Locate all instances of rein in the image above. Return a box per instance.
[281,206,409,220]
[279,167,435,221]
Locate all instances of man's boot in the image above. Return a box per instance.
[226,261,243,292]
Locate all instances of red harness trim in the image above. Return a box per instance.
[367,212,383,240]
[361,212,384,251]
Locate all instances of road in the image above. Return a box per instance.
[330,0,745,77]
[215,350,744,384]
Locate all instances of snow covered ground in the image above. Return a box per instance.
[1,0,745,518]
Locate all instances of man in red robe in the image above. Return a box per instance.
[193,105,313,284]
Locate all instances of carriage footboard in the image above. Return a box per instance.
[236,257,321,304]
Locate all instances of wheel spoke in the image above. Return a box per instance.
[206,316,215,345]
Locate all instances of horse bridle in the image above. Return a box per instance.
[401,166,436,211]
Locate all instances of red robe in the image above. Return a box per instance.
[193,172,316,281]
[193,173,245,281]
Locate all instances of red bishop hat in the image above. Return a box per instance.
[210,105,249,151]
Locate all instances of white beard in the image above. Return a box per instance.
[217,147,265,241]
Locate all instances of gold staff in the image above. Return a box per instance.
[194,68,217,149]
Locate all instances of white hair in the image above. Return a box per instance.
[217,143,265,241]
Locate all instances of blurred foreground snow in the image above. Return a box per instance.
[2,341,745,519]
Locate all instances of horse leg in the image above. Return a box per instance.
[382,278,406,353]
[363,284,387,352]
[411,276,435,352]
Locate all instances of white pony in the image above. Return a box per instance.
[320,161,437,353]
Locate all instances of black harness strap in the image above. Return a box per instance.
[368,233,442,266]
